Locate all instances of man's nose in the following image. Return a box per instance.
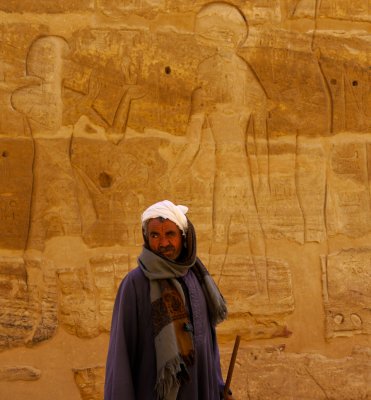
[159,236,170,247]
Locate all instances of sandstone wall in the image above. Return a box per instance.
[0,1,370,399]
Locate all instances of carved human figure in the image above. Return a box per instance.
[65,52,145,145]
[72,152,148,246]
[11,36,81,250]
[173,3,270,299]
[11,36,69,134]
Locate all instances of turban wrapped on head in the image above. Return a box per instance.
[141,200,188,235]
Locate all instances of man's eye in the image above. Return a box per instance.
[150,233,158,238]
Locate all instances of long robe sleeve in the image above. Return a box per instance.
[104,275,137,400]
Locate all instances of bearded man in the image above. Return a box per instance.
[104,200,233,399]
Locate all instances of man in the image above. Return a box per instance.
[105,200,233,399]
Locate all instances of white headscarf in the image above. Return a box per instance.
[141,200,188,235]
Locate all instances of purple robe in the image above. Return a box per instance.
[104,266,225,399]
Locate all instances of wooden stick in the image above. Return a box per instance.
[224,335,241,399]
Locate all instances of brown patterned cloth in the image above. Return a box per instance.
[139,220,227,400]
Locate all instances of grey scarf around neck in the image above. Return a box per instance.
[139,246,195,280]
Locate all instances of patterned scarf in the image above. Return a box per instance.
[138,220,227,400]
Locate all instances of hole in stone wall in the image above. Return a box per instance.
[99,172,112,188]
[165,66,171,75]
[2,151,9,157]
[352,80,358,86]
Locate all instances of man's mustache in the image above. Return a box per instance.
[159,245,175,253]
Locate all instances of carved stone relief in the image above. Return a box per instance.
[0,1,369,399]
[296,138,327,242]
[10,36,82,251]
[57,253,129,337]
[216,254,294,339]
[326,137,371,237]
[319,0,370,20]
[321,248,371,338]
[0,256,57,350]
[181,3,272,311]
[0,138,33,249]
[90,254,130,330]
[219,345,371,400]
[71,346,371,400]
[0,23,50,137]
[0,366,41,381]
[0,0,94,13]
[70,127,162,247]
[73,366,105,400]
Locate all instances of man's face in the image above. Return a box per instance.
[147,218,183,260]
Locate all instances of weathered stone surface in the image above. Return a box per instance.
[0,23,50,137]
[0,0,94,13]
[0,256,58,350]
[0,365,41,381]
[66,28,208,136]
[0,256,34,349]
[219,345,371,400]
[70,133,159,247]
[90,254,130,331]
[73,366,104,400]
[57,253,129,337]
[321,248,371,339]
[296,138,327,242]
[326,136,371,237]
[0,138,33,249]
[318,1,370,22]
[72,346,371,400]
[26,138,82,251]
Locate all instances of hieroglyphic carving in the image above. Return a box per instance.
[73,366,104,400]
[96,0,211,15]
[0,256,58,350]
[319,0,370,20]
[90,254,130,330]
[240,29,329,136]
[27,138,82,250]
[287,0,370,21]
[57,267,99,337]
[0,0,94,13]
[170,3,271,302]
[319,59,370,133]
[11,36,70,134]
[126,31,209,135]
[217,254,294,338]
[25,256,58,344]
[326,138,371,237]
[219,345,371,399]
[313,27,370,134]
[11,36,82,250]
[71,121,155,247]
[257,136,304,243]
[0,23,47,136]
[0,256,34,349]
[0,138,33,249]
[321,248,371,338]
[296,137,327,242]
[66,28,146,143]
